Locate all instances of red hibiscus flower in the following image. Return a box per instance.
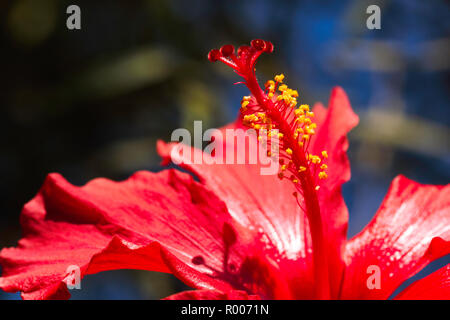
[0,40,448,300]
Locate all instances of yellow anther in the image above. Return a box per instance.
[265,80,275,88]
[319,171,328,179]
[309,123,317,129]
[298,166,307,172]
[294,109,303,116]
[244,114,257,123]
[309,154,321,164]
[306,127,315,135]
[241,100,249,109]
[298,141,304,147]
[320,164,328,170]
[292,179,298,184]
[290,90,299,98]
[321,150,328,158]
[274,74,285,83]
[306,111,315,117]
[281,164,287,171]
[278,133,284,139]
[280,92,292,103]
[302,134,310,140]
[253,124,261,130]
[242,96,251,102]
[278,84,288,91]
[300,104,310,112]
[315,186,320,191]
[286,148,293,155]
[268,92,274,99]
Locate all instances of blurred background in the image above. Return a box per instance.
[0,0,449,299]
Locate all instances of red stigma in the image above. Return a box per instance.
[207,49,221,62]
[208,49,222,62]
[207,39,274,76]
[250,39,266,51]
[237,45,251,58]
[264,41,274,53]
[220,44,235,57]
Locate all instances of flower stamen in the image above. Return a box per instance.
[208,40,331,299]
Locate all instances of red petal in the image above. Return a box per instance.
[394,264,450,300]
[158,140,314,298]
[157,87,359,299]
[0,169,238,299]
[309,87,359,297]
[164,289,261,300]
[341,175,450,299]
